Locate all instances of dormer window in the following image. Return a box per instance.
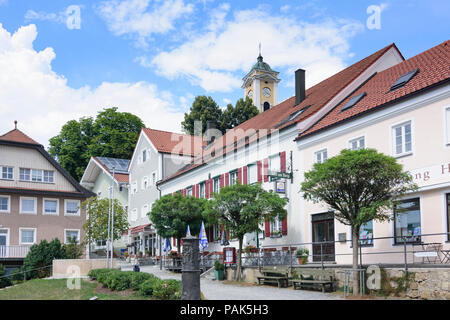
[341,92,367,112]
[390,69,419,91]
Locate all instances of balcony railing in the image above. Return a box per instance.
[0,245,30,258]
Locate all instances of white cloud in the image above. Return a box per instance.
[96,0,194,47]
[148,7,364,92]
[0,24,184,148]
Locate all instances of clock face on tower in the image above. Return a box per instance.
[263,87,271,97]
[247,90,253,99]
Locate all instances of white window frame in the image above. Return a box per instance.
[391,120,413,158]
[43,198,59,216]
[43,170,55,183]
[64,229,80,244]
[445,106,450,146]
[314,148,328,164]
[229,170,238,186]
[270,218,282,236]
[348,135,366,150]
[130,208,138,222]
[20,197,37,214]
[247,163,258,184]
[0,166,14,180]
[213,177,220,194]
[64,199,81,216]
[199,182,206,198]
[19,228,37,245]
[0,195,11,213]
[141,204,149,218]
[0,228,10,248]
[142,176,149,190]
[152,171,157,186]
[186,186,193,196]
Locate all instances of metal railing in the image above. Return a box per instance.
[0,245,30,259]
[249,232,450,273]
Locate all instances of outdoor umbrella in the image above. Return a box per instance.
[199,221,208,251]
[186,225,191,237]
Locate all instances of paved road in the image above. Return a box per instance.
[121,265,342,300]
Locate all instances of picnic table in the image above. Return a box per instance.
[257,266,290,288]
[292,268,334,293]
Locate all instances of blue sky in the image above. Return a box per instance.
[0,0,449,147]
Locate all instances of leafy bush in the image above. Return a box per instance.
[106,271,134,291]
[87,268,111,280]
[9,268,23,282]
[0,264,11,288]
[152,279,181,300]
[23,239,67,279]
[139,277,162,296]
[130,272,156,291]
[214,259,224,271]
[64,237,84,259]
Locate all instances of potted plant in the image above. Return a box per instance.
[296,248,309,265]
[270,230,282,238]
[214,259,225,281]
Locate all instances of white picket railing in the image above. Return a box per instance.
[0,245,30,258]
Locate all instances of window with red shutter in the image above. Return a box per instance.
[265,220,270,237]
[242,166,248,184]
[237,167,242,183]
[220,174,224,188]
[263,158,269,182]
[257,161,262,182]
[280,151,286,173]
[225,173,229,186]
[282,213,288,236]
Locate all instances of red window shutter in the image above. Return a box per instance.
[209,178,213,196]
[280,151,286,173]
[263,158,269,182]
[243,166,248,184]
[225,173,229,186]
[237,167,242,184]
[173,237,176,246]
[257,161,262,182]
[282,213,288,236]
[205,180,210,198]
[265,220,271,237]
[220,174,224,188]
[195,184,199,198]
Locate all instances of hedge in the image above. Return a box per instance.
[88,268,181,300]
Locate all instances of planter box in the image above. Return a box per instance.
[214,270,225,281]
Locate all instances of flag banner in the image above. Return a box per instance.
[199,221,208,250]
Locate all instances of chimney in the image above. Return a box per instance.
[295,69,306,106]
[205,121,216,145]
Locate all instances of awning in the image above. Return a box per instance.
[130,223,152,234]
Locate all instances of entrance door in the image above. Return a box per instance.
[0,229,8,258]
[312,215,335,262]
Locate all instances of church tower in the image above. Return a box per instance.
[242,50,280,113]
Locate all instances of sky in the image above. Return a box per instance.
[0,0,449,149]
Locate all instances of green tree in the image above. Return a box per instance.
[206,182,287,281]
[149,193,208,253]
[23,238,67,279]
[301,148,417,295]
[0,264,11,288]
[221,97,258,130]
[49,107,145,180]
[82,197,129,245]
[181,96,223,135]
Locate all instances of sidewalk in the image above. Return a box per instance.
[121,264,342,300]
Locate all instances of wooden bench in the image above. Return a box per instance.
[292,269,334,293]
[257,266,290,288]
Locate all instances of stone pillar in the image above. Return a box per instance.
[181,236,201,300]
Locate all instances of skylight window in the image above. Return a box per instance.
[275,106,310,128]
[341,92,367,111]
[390,69,419,91]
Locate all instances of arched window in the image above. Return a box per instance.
[263,101,271,111]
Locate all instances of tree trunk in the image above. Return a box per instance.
[352,227,360,296]
[236,237,243,282]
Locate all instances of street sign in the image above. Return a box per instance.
[267,170,291,180]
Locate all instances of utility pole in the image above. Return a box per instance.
[106,182,111,268]
[110,166,115,269]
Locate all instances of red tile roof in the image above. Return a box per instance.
[297,40,450,139]
[159,43,400,184]
[142,128,205,156]
[0,129,40,145]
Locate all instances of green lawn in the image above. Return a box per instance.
[0,278,151,300]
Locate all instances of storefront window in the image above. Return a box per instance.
[447,194,450,241]
[394,198,421,244]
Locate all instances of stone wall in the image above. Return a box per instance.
[52,259,119,278]
[230,265,450,300]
